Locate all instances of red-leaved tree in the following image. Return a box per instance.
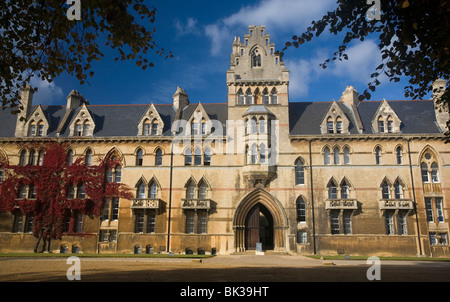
[0,142,133,252]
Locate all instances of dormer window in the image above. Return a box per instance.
[143,119,150,135]
[151,119,158,136]
[75,121,82,136]
[29,121,36,136]
[37,121,44,136]
[336,117,343,133]
[378,116,385,133]
[327,117,334,134]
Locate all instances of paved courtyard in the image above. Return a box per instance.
[1,254,450,283]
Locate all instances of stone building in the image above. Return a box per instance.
[0,25,449,257]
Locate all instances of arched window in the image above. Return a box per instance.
[194,148,202,166]
[67,149,74,166]
[143,119,150,136]
[184,148,192,166]
[155,148,162,166]
[149,181,158,199]
[396,146,403,164]
[378,116,385,133]
[333,147,340,165]
[151,119,158,136]
[382,180,390,199]
[251,144,258,164]
[114,166,121,183]
[421,162,429,182]
[328,179,338,199]
[28,149,36,166]
[341,179,349,199]
[262,89,269,104]
[38,150,44,166]
[259,117,266,133]
[327,117,334,134]
[252,49,261,67]
[260,144,266,164]
[296,197,306,223]
[75,120,82,136]
[295,158,305,185]
[336,117,343,134]
[204,148,211,166]
[201,118,207,135]
[186,180,196,199]
[387,116,394,133]
[394,180,403,199]
[136,148,143,166]
[83,120,90,136]
[85,149,92,166]
[431,162,440,183]
[245,89,252,105]
[37,121,44,136]
[191,119,198,136]
[198,181,208,199]
[323,147,330,165]
[375,147,382,165]
[271,88,277,104]
[19,150,27,166]
[237,90,244,105]
[343,147,350,165]
[137,181,146,199]
[29,121,36,136]
[251,117,258,134]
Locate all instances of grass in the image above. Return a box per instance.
[0,252,215,259]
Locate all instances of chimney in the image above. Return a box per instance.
[15,84,34,137]
[339,85,360,108]
[66,90,88,110]
[432,78,449,133]
[173,86,189,110]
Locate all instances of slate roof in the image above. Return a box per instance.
[0,99,441,138]
[289,100,441,135]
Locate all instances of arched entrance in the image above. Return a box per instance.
[245,203,274,250]
[233,188,287,253]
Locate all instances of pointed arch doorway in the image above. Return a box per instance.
[233,188,287,253]
[245,203,274,250]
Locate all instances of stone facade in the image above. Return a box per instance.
[0,25,449,257]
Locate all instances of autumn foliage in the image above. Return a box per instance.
[0,142,132,249]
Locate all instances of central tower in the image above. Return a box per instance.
[226,25,291,188]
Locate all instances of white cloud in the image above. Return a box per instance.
[174,17,200,36]
[330,39,382,83]
[30,77,64,105]
[204,0,336,56]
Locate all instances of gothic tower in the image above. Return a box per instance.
[226,25,290,187]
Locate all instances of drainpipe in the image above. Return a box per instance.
[309,139,317,254]
[407,139,423,256]
[166,141,174,253]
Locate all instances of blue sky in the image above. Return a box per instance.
[31,0,422,107]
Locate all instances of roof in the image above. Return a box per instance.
[289,100,441,135]
[0,99,441,138]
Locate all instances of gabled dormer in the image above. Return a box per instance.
[186,102,213,136]
[137,103,164,136]
[25,105,50,137]
[69,103,95,137]
[320,101,350,134]
[371,99,402,134]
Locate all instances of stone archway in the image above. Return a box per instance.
[233,188,288,253]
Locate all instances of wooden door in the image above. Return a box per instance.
[245,204,260,250]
